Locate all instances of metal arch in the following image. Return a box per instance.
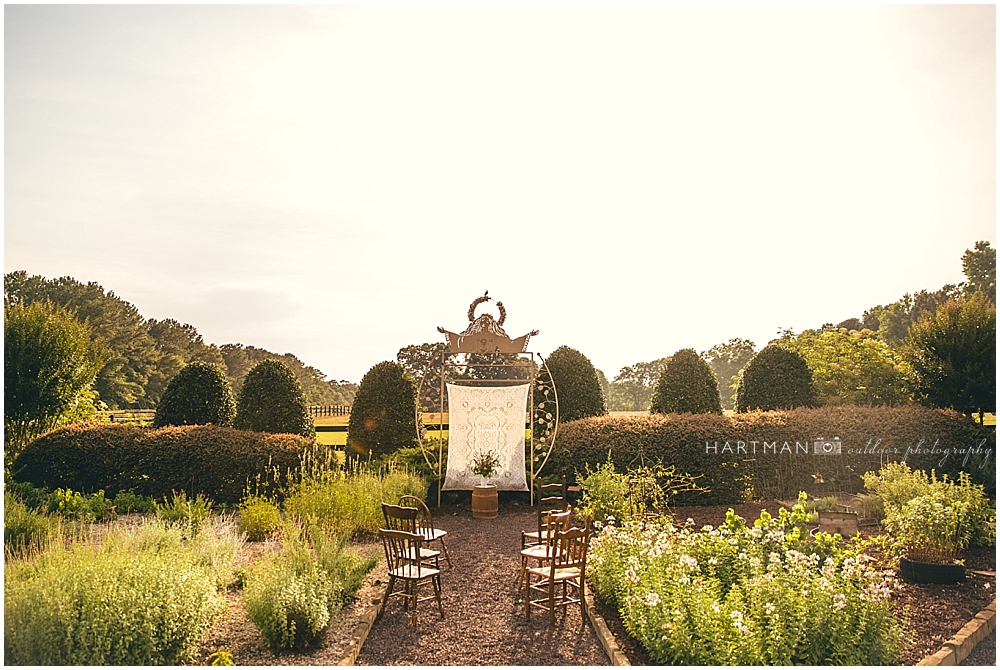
[414,349,559,506]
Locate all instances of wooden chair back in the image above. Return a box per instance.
[379,528,428,575]
[553,526,592,571]
[382,503,420,534]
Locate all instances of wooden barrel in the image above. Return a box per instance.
[472,485,498,519]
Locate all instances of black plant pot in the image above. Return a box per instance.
[898,556,966,584]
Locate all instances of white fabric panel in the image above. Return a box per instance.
[441,383,530,491]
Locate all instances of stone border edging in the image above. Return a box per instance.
[584,586,631,666]
[336,583,389,666]
[916,599,996,666]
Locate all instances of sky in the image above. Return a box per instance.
[4,3,996,384]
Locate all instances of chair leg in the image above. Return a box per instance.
[549,579,556,627]
[409,580,419,625]
[439,538,452,569]
[579,581,587,624]
[433,574,444,617]
[517,555,528,594]
[378,575,395,620]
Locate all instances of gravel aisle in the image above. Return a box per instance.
[357,504,609,666]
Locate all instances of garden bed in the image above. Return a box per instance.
[592,502,997,666]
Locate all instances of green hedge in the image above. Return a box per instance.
[11,422,315,504]
[544,405,993,504]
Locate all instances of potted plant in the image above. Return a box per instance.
[887,491,971,584]
[470,450,502,519]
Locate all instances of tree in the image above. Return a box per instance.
[348,361,418,458]
[152,361,236,428]
[5,271,159,408]
[608,358,668,411]
[701,338,756,411]
[220,343,346,406]
[962,240,996,303]
[396,342,448,386]
[538,346,607,423]
[650,348,722,415]
[778,328,911,406]
[905,293,995,418]
[233,360,314,437]
[4,300,107,463]
[735,345,817,412]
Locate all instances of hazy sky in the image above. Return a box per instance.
[4,4,996,383]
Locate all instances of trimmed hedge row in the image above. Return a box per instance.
[544,405,994,504]
[11,422,314,504]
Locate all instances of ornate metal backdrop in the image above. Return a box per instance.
[416,294,559,506]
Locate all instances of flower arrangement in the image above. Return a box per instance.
[470,450,502,484]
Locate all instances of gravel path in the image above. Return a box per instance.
[357,504,609,666]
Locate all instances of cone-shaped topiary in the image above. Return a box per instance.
[153,361,236,428]
[348,361,418,458]
[540,346,607,423]
[233,360,314,437]
[650,348,722,415]
[735,345,817,412]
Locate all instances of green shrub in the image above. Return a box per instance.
[46,487,114,522]
[577,459,630,524]
[234,359,314,438]
[540,345,607,422]
[4,490,59,556]
[238,495,281,541]
[853,494,885,521]
[156,490,213,537]
[650,348,722,415]
[545,405,991,504]
[735,345,817,412]
[5,480,50,510]
[283,462,427,537]
[348,361,418,458]
[243,523,376,652]
[11,423,314,504]
[4,522,225,665]
[113,489,155,514]
[864,463,995,553]
[153,361,236,428]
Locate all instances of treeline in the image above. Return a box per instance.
[604,241,996,411]
[4,271,357,410]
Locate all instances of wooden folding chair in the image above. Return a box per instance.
[378,529,445,625]
[525,526,592,627]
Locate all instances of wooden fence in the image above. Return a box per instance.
[309,405,352,417]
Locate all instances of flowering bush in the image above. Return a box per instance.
[588,496,906,665]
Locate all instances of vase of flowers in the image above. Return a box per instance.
[470,450,502,519]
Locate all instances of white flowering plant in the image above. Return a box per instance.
[587,493,906,665]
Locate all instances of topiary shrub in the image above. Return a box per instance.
[234,360,313,437]
[735,345,817,412]
[347,361,418,459]
[650,348,722,415]
[153,361,236,428]
[11,423,316,505]
[540,346,607,422]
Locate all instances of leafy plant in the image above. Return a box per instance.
[156,490,213,537]
[238,495,281,542]
[4,520,226,665]
[113,489,155,514]
[577,458,630,525]
[46,487,114,522]
[243,522,376,652]
[886,491,971,563]
[153,361,236,428]
[650,348,723,415]
[234,359,314,438]
[4,490,59,557]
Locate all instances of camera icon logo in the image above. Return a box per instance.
[813,437,841,455]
